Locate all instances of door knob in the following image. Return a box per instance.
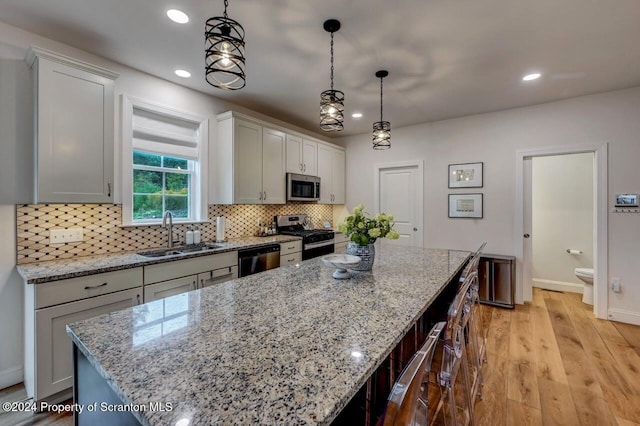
[524,233,530,238]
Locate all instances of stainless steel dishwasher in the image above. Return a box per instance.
[238,244,281,277]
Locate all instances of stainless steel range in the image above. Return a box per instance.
[275,214,335,260]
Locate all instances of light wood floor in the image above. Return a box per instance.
[475,288,640,426]
[2,288,639,426]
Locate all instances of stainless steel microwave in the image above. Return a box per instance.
[287,173,320,202]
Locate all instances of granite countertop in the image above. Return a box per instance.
[66,245,470,425]
[17,235,301,284]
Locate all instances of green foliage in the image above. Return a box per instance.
[337,204,400,245]
[132,152,191,220]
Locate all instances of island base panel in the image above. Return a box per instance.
[74,345,141,426]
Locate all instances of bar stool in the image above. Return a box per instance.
[436,275,475,426]
[459,243,487,404]
[378,322,445,426]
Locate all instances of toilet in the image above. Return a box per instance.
[575,268,594,305]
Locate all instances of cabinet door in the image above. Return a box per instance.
[302,139,318,176]
[198,266,238,288]
[317,144,333,204]
[261,127,286,204]
[34,288,141,400]
[332,149,346,204]
[36,57,114,203]
[285,134,303,174]
[233,119,263,204]
[144,275,197,302]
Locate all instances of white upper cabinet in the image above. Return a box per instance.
[213,112,286,204]
[286,135,318,176]
[318,144,346,205]
[26,47,118,203]
[261,127,286,204]
[286,134,303,174]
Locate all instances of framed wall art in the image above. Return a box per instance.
[448,193,483,218]
[448,162,483,188]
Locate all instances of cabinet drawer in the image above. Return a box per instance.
[144,276,197,302]
[198,265,238,289]
[334,242,348,254]
[334,232,349,244]
[279,240,302,256]
[144,251,237,284]
[280,252,302,266]
[35,268,143,309]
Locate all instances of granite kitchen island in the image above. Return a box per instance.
[66,245,470,425]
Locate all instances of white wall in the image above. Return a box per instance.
[0,20,331,389]
[339,86,640,324]
[532,153,593,290]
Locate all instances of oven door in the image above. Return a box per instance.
[287,173,320,202]
[303,239,335,260]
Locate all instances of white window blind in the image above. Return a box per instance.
[132,106,200,159]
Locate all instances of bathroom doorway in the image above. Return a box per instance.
[530,153,594,295]
[515,143,608,318]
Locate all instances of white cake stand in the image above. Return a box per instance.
[322,254,362,279]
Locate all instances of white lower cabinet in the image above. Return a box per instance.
[31,287,141,402]
[334,232,350,253]
[280,241,303,266]
[144,276,197,302]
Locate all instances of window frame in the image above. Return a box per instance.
[121,95,208,226]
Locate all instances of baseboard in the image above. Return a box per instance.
[533,278,584,294]
[607,308,640,326]
[0,365,23,390]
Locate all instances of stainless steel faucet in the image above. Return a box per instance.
[162,211,174,248]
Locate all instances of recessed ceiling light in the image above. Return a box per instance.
[351,112,363,119]
[174,69,191,78]
[167,9,189,24]
[522,73,541,81]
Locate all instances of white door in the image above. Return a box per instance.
[375,161,424,247]
[317,144,333,204]
[332,150,346,204]
[302,139,318,176]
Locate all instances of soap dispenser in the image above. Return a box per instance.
[185,226,194,245]
[193,225,201,244]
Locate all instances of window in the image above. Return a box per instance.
[133,151,194,221]
[122,95,208,226]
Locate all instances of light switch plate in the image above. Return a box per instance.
[50,227,83,244]
[611,277,622,293]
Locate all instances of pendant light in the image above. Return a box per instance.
[205,0,246,90]
[320,19,345,132]
[373,70,391,149]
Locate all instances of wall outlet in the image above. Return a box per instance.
[611,277,622,293]
[50,227,84,244]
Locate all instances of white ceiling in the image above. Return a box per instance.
[2,0,640,137]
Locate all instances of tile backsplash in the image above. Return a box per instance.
[16,203,334,264]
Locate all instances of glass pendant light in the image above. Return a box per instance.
[373,70,391,149]
[205,0,246,90]
[320,19,345,132]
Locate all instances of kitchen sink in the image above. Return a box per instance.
[137,243,223,258]
[137,249,183,258]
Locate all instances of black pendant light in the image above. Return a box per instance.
[320,19,345,132]
[372,70,391,150]
[205,0,246,90]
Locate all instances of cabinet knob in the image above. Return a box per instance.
[136,294,141,305]
[413,228,418,232]
[524,233,530,238]
[300,163,303,171]
[107,182,112,197]
[263,191,267,200]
